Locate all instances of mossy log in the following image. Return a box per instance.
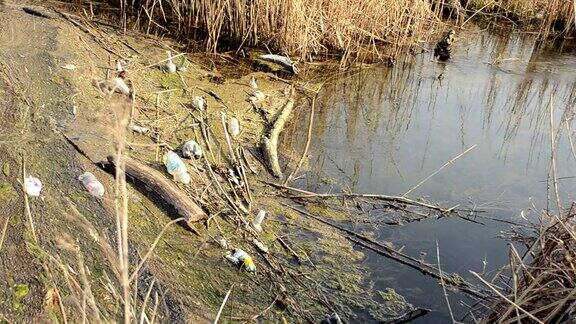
[107,156,207,226]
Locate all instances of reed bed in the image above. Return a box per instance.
[120,0,449,63]
[476,210,576,323]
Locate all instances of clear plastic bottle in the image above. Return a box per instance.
[228,117,240,138]
[78,172,105,198]
[163,151,191,184]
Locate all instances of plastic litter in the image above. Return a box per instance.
[228,168,243,187]
[248,90,265,104]
[181,140,203,159]
[164,51,176,73]
[252,210,266,232]
[78,172,105,198]
[192,96,207,111]
[60,64,76,70]
[225,248,256,272]
[320,313,343,324]
[259,54,298,74]
[252,238,269,253]
[24,176,42,197]
[130,125,149,134]
[227,117,240,139]
[163,151,191,184]
[113,77,130,95]
[249,76,258,89]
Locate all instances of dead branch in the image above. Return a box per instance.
[261,94,295,178]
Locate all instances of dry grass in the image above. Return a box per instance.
[479,211,576,323]
[119,0,449,64]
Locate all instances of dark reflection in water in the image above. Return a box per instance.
[287,28,576,322]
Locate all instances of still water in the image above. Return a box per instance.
[290,29,576,322]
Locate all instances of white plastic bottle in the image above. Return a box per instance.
[163,151,191,184]
[78,172,105,198]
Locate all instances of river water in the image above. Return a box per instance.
[289,29,576,322]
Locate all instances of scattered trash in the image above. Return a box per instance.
[164,51,177,73]
[24,176,42,197]
[320,312,343,324]
[225,248,256,272]
[259,54,298,74]
[113,77,131,95]
[72,105,77,115]
[181,140,203,159]
[116,59,130,73]
[248,90,265,104]
[252,210,266,232]
[130,125,149,134]
[252,239,269,253]
[217,237,228,249]
[163,151,191,184]
[192,96,207,111]
[249,76,258,89]
[60,64,76,70]
[78,172,105,198]
[227,117,240,139]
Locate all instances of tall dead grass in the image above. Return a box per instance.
[123,0,447,63]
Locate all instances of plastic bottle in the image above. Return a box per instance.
[24,176,42,197]
[163,151,191,184]
[252,210,266,232]
[228,117,240,138]
[227,248,256,272]
[78,172,105,198]
[181,140,203,159]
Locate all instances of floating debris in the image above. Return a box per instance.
[259,54,298,74]
[434,30,455,61]
[78,172,105,198]
[164,51,176,73]
[249,76,258,89]
[130,125,149,134]
[60,64,76,70]
[225,248,256,272]
[163,151,191,184]
[191,96,207,111]
[227,117,240,138]
[252,210,266,232]
[24,176,42,197]
[181,140,203,159]
[252,238,269,253]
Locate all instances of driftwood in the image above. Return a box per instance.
[261,96,294,178]
[107,156,207,226]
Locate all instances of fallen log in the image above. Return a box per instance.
[261,96,294,178]
[107,156,207,226]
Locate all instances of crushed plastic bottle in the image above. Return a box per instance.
[78,172,105,198]
[228,117,240,138]
[164,51,176,73]
[252,210,266,232]
[24,176,42,197]
[130,125,149,134]
[163,151,191,184]
[225,248,256,272]
[252,238,269,254]
[192,96,206,111]
[181,140,203,159]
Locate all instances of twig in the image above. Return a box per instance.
[214,284,234,324]
[284,96,315,185]
[436,241,456,324]
[470,271,544,323]
[404,144,476,197]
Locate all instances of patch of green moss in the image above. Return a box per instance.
[0,181,17,204]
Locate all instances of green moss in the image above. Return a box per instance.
[0,182,17,204]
